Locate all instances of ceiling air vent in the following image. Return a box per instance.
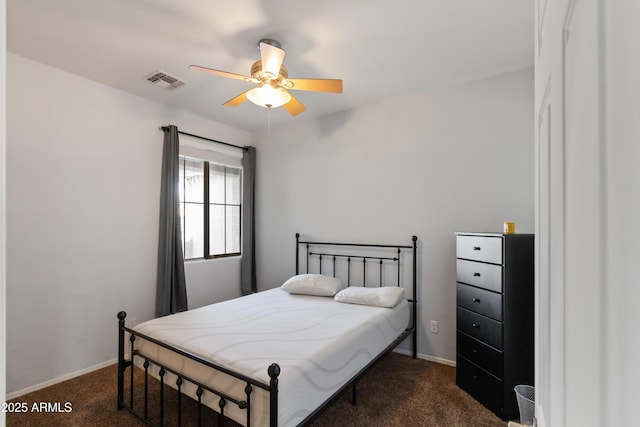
[143,70,185,90]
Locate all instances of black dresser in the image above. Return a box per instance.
[455,232,534,420]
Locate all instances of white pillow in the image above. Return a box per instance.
[334,286,405,308]
[280,274,344,297]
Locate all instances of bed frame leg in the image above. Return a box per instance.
[117,311,127,410]
[268,363,281,427]
[351,383,357,406]
[412,235,418,359]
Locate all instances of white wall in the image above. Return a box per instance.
[6,53,249,394]
[1,0,8,417]
[185,256,243,310]
[254,68,534,362]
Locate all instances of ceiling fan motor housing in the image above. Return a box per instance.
[251,60,288,81]
[258,38,282,49]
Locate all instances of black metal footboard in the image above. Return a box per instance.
[117,311,280,427]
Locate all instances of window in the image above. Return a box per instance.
[178,155,242,260]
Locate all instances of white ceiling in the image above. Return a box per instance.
[7,0,533,131]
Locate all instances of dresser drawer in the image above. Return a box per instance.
[456,356,503,416]
[456,235,503,264]
[456,259,503,293]
[457,307,503,350]
[457,332,504,378]
[456,283,503,321]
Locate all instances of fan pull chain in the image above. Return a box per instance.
[266,105,272,144]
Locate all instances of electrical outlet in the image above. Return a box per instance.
[430,320,439,333]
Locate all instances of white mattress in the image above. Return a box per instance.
[132,287,410,426]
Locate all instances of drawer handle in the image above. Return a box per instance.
[473,272,481,277]
[472,298,481,303]
[472,323,480,329]
[473,246,481,251]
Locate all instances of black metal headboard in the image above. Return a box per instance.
[295,233,418,356]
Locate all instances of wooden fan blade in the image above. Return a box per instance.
[284,78,343,93]
[283,92,307,116]
[260,42,285,78]
[223,89,251,107]
[189,65,253,82]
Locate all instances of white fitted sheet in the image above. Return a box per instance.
[132,287,410,426]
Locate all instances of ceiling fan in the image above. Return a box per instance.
[190,39,343,116]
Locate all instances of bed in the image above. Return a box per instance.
[117,233,418,426]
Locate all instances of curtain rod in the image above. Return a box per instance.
[160,126,248,151]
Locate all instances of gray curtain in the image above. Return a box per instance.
[156,125,188,317]
[240,146,257,295]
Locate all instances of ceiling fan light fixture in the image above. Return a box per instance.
[247,85,291,109]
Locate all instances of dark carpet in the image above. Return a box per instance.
[6,352,506,426]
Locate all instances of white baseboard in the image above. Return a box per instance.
[6,358,118,400]
[535,404,546,427]
[392,348,456,367]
